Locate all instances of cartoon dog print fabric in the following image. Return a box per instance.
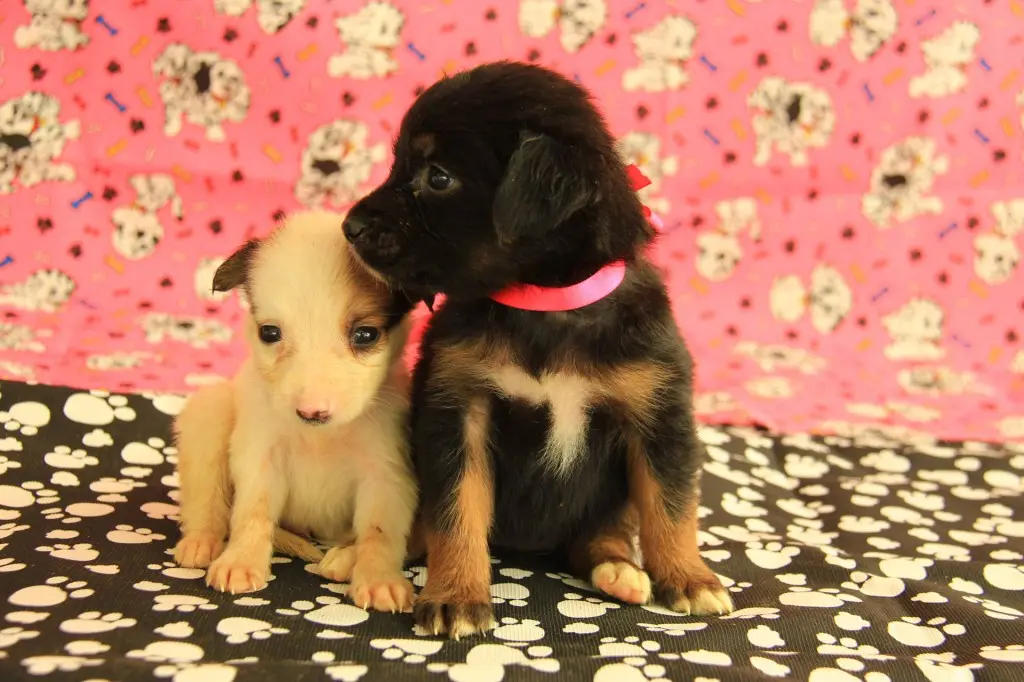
[1,0,1022,442]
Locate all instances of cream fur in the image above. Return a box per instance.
[172,210,418,612]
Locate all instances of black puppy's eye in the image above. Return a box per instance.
[258,325,282,344]
[427,165,454,191]
[351,326,381,348]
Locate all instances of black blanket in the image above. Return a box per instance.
[1,380,1022,681]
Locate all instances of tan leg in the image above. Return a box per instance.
[568,505,652,605]
[413,398,495,639]
[628,441,733,615]
[345,461,418,613]
[206,428,281,594]
[173,382,233,568]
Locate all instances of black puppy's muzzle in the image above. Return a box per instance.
[342,188,408,269]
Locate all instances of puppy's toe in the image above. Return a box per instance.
[591,561,652,605]
[174,532,224,568]
[413,598,495,640]
[318,545,357,583]
[206,553,269,594]
[656,572,734,616]
[350,573,415,613]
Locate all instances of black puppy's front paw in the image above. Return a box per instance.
[414,597,495,639]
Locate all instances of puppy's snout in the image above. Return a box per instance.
[296,407,332,425]
[342,214,367,243]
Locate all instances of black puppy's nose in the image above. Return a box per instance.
[343,214,366,243]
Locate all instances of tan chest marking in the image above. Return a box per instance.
[489,366,596,477]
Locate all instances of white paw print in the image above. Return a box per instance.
[545,571,599,592]
[216,616,288,644]
[917,543,971,562]
[720,492,767,518]
[776,498,835,519]
[980,644,1024,662]
[91,476,146,497]
[637,622,709,637]
[82,428,113,447]
[714,574,752,594]
[0,454,22,475]
[745,541,799,570]
[63,390,137,427]
[491,582,529,606]
[279,595,369,627]
[493,617,546,642]
[147,560,205,580]
[784,454,830,479]
[7,576,93,609]
[598,635,662,657]
[843,572,906,598]
[60,611,137,635]
[121,437,177,468]
[556,593,621,619]
[108,525,166,545]
[0,625,40,650]
[720,607,782,620]
[277,597,337,616]
[983,562,1024,590]
[0,481,60,518]
[816,633,896,661]
[897,490,945,512]
[20,655,103,675]
[369,639,443,664]
[838,515,891,534]
[0,401,50,436]
[35,543,99,562]
[593,658,670,682]
[127,640,204,664]
[0,522,29,540]
[779,587,862,608]
[427,643,559,679]
[404,565,428,588]
[786,524,839,547]
[886,616,965,648]
[152,594,218,613]
[962,595,1023,620]
[44,445,99,471]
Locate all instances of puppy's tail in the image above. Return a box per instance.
[273,528,325,563]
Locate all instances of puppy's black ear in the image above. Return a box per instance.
[212,239,259,293]
[493,131,594,243]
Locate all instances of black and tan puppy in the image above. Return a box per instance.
[343,60,734,638]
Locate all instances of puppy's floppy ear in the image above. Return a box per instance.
[212,239,260,293]
[493,130,594,243]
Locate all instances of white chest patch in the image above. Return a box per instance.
[489,365,595,477]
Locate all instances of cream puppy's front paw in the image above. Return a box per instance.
[175,532,224,568]
[206,551,270,593]
[349,571,415,613]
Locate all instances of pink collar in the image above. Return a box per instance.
[487,164,659,312]
[489,260,627,311]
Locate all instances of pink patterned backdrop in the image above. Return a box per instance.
[1,0,1023,442]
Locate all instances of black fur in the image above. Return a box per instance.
[344,61,709,629]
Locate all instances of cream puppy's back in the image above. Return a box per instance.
[174,210,417,611]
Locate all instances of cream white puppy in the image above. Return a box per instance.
[172,211,418,612]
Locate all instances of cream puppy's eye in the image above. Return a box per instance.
[351,326,380,348]
[258,325,282,344]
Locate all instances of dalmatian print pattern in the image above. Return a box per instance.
[1,381,1023,680]
[0,1,1023,443]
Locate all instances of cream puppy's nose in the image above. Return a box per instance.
[296,405,332,425]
